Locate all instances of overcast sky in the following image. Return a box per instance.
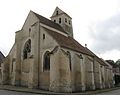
[0,0,120,61]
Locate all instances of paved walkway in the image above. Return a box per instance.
[96,88,120,95]
[0,85,120,95]
[0,90,40,95]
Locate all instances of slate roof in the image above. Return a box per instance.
[0,51,5,64]
[32,11,67,34]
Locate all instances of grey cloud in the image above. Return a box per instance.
[90,14,120,54]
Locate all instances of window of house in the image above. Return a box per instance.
[67,51,71,71]
[29,28,31,32]
[43,51,50,71]
[59,18,61,24]
[23,39,31,59]
[29,28,31,36]
[56,11,58,15]
[80,54,83,59]
[69,20,71,25]
[65,18,67,23]
[54,20,56,23]
[43,34,45,40]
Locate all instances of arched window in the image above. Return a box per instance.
[43,51,50,71]
[23,39,31,59]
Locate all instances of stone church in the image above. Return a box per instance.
[1,7,114,92]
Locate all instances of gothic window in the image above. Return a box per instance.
[67,51,71,71]
[59,18,61,24]
[43,51,50,71]
[23,39,31,59]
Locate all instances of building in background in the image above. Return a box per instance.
[106,60,120,86]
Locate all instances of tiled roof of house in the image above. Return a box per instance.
[33,11,67,34]
[84,48,108,66]
[0,51,5,63]
[44,28,94,56]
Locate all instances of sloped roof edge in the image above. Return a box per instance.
[32,11,67,34]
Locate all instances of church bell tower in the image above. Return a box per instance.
[51,7,73,37]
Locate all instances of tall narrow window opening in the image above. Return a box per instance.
[56,11,58,15]
[43,34,45,40]
[65,18,67,23]
[59,18,61,24]
[43,51,50,71]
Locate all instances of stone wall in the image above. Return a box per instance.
[1,56,9,84]
[84,56,95,90]
[94,60,102,89]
